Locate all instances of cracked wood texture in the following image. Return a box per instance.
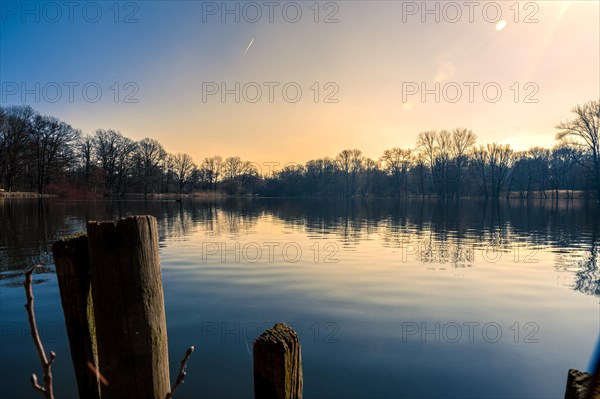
[254,322,303,399]
[87,215,170,399]
[52,233,101,399]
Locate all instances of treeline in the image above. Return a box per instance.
[1,101,598,199]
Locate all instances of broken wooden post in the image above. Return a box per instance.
[52,233,100,399]
[253,322,303,399]
[87,215,170,399]
[564,368,600,399]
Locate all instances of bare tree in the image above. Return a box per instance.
[2,103,599,199]
[77,134,95,187]
[508,151,528,199]
[526,147,550,198]
[413,155,428,198]
[349,149,364,195]
[0,105,36,191]
[30,115,80,193]
[451,128,477,197]
[223,156,243,180]
[436,130,452,197]
[472,143,513,199]
[172,153,196,194]
[94,129,136,194]
[471,145,490,198]
[336,149,352,197]
[556,100,600,195]
[116,137,137,193]
[549,144,581,199]
[201,156,223,191]
[162,154,175,193]
[336,149,363,196]
[305,157,336,195]
[417,131,438,195]
[489,143,514,199]
[135,138,166,196]
[240,161,260,193]
[362,158,378,196]
[380,148,412,197]
[222,156,246,194]
[417,131,452,197]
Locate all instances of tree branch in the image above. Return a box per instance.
[165,346,195,399]
[24,266,55,399]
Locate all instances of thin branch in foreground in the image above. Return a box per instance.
[166,346,195,399]
[24,266,55,399]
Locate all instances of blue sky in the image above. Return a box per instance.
[1,1,598,165]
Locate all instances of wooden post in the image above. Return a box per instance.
[564,368,600,399]
[253,322,303,399]
[52,233,100,399]
[87,215,170,399]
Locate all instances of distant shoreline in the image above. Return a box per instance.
[0,190,595,201]
[0,191,57,199]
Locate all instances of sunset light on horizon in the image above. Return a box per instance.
[2,2,600,398]
[1,1,598,167]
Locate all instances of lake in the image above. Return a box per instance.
[0,198,598,398]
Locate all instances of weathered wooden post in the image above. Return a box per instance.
[87,215,170,399]
[253,322,303,399]
[52,233,100,399]
[564,368,600,399]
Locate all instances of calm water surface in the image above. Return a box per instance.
[0,198,598,398]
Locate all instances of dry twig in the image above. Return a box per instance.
[166,346,195,399]
[24,266,55,399]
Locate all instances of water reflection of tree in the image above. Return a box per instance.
[554,231,599,297]
[1,199,56,271]
[574,237,599,296]
[1,198,598,296]
[265,198,599,296]
[0,199,222,271]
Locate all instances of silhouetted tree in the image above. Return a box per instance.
[556,100,600,195]
[201,156,223,192]
[171,153,196,194]
[471,143,513,199]
[380,148,412,197]
[94,129,136,194]
[336,149,364,196]
[451,128,477,198]
[77,134,95,187]
[1,103,598,199]
[30,115,80,193]
[134,138,166,196]
[0,106,36,191]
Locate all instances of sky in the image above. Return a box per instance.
[1,0,598,168]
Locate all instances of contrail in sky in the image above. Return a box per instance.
[243,38,254,57]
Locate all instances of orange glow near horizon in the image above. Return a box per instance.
[2,1,597,167]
